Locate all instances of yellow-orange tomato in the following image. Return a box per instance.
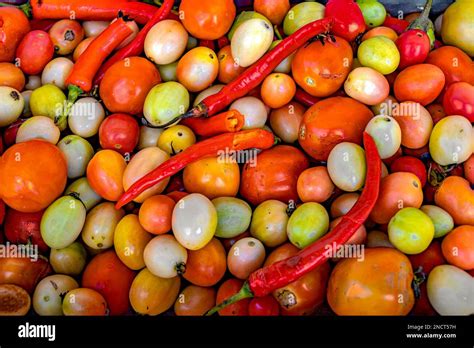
[269,102,305,143]
[86,150,126,201]
[62,288,107,316]
[370,172,423,224]
[176,47,219,92]
[361,26,398,42]
[217,45,245,84]
[330,193,359,218]
[138,195,175,235]
[254,0,290,25]
[183,157,240,199]
[297,167,335,203]
[261,73,296,109]
[174,285,216,316]
[394,64,446,106]
[441,225,474,270]
[327,248,415,315]
[73,37,94,62]
[0,140,67,213]
[179,0,236,40]
[183,238,226,287]
[425,46,474,86]
[392,102,433,149]
[0,63,25,91]
[435,176,474,226]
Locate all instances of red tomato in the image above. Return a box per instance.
[215,279,249,316]
[441,225,474,270]
[464,155,474,185]
[425,46,474,86]
[409,241,446,276]
[240,145,309,206]
[4,209,48,252]
[390,156,427,187]
[395,30,430,70]
[82,250,136,315]
[0,8,30,62]
[15,30,54,75]
[0,199,5,225]
[2,118,24,147]
[99,114,140,155]
[442,82,474,122]
[248,296,280,316]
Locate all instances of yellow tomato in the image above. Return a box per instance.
[157,125,196,156]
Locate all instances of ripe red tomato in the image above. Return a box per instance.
[0,8,30,62]
[390,156,427,187]
[15,30,54,75]
[4,209,48,252]
[395,30,430,70]
[82,250,136,315]
[99,114,140,155]
[2,119,24,148]
[425,46,474,85]
[442,82,474,122]
[215,278,249,316]
[248,296,280,316]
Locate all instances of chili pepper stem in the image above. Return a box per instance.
[59,85,83,126]
[205,281,254,316]
[274,25,283,40]
[153,102,209,129]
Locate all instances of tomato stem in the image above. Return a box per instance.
[205,281,254,316]
[59,85,83,127]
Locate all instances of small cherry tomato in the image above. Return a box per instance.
[297,167,335,203]
[441,225,474,271]
[174,285,216,316]
[49,19,84,55]
[4,209,48,252]
[395,29,430,70]
[269,102,305,144]
[99,114,140,155]
[177,47,219,93]
[62,288,107,316]
[261,73,296,109]
[138,195,175,235]
[217,45,245,84]
[390,156,427,187]
[0,63,25,91]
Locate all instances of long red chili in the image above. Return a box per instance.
[181,110,245,137]
[115,129,276,209]
[92,0,174,86]
[155,17,334,127]
[205,132,382,315]
[383,16,410,34]
[294,88,321,107]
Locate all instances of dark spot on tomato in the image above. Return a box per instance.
[209,54,214,59]
[64,30,75,42]
[9,91,19,101]
[413,181,419,188]
[248,241,255,247]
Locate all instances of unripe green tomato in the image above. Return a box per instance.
[213,197,252,238]
[58,135,95,179]
[357,0,387,28]
[16,116,60,144]
[358,36,400,75]
[228,11,271,40]
[65,177,102,211]
[420,205,454,238]
[287,202,329,249]
[29,84,66,130]
[327,142,366,192]
[250,200,289,247]
[365,115,402,159]
[283,2,325,36]
[49,242,88,276]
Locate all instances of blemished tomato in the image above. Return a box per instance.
[254,0,290,25]
[0,8,30,62]
[33,274,78,316]
[48,19,84,55]
[435,176,474,226]
[4,209,48,253]
[183,238,226,287]
[100,57,161,115]
[0,140,67,213]
[217,45,245,84]
[0,63,25,90]
[441,225,474,271]
[393,64,445,106]
[240,145,309,206]
[138,195,175,235]
[183,157,240,199]
[248,295,280,316]
[82,250,135,316]
[261,73,296,109]
[292,36,353,97]
[370,172,423,224]
[216,278,250,316]
[297,167,335,203]
[442,82,474,122]
[425,46,474,86]
[177,47,219,93]
[99,113,139,155]
[174,285,216,316]
[62,288,107,316]
[228,237,266,279]
[15,30,54,75]
[299,97,373,161]
[179,0,236,40]
[327,248,415,315]
[390,156,427,187]
[87,149,126,202]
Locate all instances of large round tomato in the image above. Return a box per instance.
[0,8,30,62]
[82,250,135,315]
[298,97,373,161]
[435,176,474,226]
[240,145,309,206]
[292,36,352,97]
[100,57,161,115]
[425,46,474,85]
[0,140,67,213]
[179,0,236,40]
[327,248,415,315]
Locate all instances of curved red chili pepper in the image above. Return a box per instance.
[182,110,245,137]
[383,16,410,35]
[294,88,321,107]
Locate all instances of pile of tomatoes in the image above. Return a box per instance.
[0,0,473,317]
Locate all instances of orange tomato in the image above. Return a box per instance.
[441,225,474,270]
[183,157,240,199]
[435,176,474,226]
[292,36,353,97]
[464,154,474,185]
[0,63,25,90]
[138,195,175,235]
[327,248,415,315]
[0,8,30,62]
[269,101,305,144]
[174,285,216,316]
[183,238,226,287]
[361,26,398,42]
[298,97,373,161]
[0,140,67,213]
[425,46,474,85]
[217,45,245,84]
[87,150,126,202]
[177,47,219,92]
[99,57,161,115]
[179,0,236,40]
[62,288,107,316]
[394,64,446,106]
[261,73,296,109]
[392,102,433,149]
[370,172,423,224]
[254,0,290,25]
[297,166,335,203]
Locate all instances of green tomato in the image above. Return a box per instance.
[365,115,402,160]
[420,205,454,238]
[388,207,434,255]
[158,62,178,82]
[327,142,366,192]
[250,200,289,247]
[41,196,87,249]
[143,82,190,127]
[357,0,387,28]
[58,135,94,179]
[29,84,67,130]
[287,202,329,249]
[213,197,252,238]
[49,242,88,276]
[228,11,271,40]
[65,177,102,211]
[283,2,325,36]
[358,36,400,75]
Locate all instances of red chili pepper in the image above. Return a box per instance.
[158,17,334,127]
[182,110,245,137]
[115,129,276,209]
[217,36,230,50]
[294,88,321,107]
[92,0,173,86]
[205,132,382,315]
[325,0,366,42]
[383,16,409,35]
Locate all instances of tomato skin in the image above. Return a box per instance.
[425,46,474,86]
[174,285,216,316]
[409,241,446,275]
[99,113,140,155]
[217,45,245,84]
[441,225,474,271]
[216,279,250,316]
[240,145,309,206]
[15,30,54,75]
[0,8,30,63]
[390,156,427,187]
[435,176,474,226]
[464,155,474,185]
[4,209,48,253]
[442,82,474,122]
[138,195,175,235]
[0,63,25,90]
[395,30,430,70]
[248,295,280,316]
[0,200,5,225]
[62,288,107,316]
[82,250,135,315]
